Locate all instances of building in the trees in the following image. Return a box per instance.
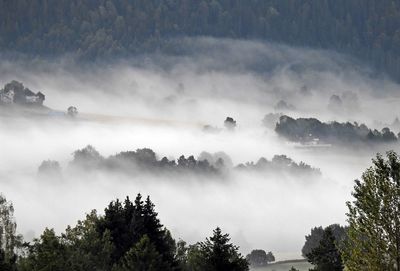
[24,90,45,104]
[0,80,45,106]
[0,89,15,104]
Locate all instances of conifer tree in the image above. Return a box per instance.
[194,227,249,271]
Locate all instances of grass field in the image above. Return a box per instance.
[251,259,313,271]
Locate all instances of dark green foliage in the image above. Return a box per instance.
[18,213,115,271]
[0,80,45,106]
[302,224,347,257]
[19,194,178,271]
[117,235,166,271]
[19,228,69,271]
[7,193,250,271]
[344,151,400,270]
[0,249,14,271]
[2,1,400,79]
[246,249,275,267]
[306,227,344,271]
[187,227,249,271]
[62,211,114,271]
[97,194,178,269]
[0,194,20,271]
[276,115,398,144]
[67,145,320,177]
[70,145,219,175]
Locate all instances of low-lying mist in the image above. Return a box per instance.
[1,37,400,259]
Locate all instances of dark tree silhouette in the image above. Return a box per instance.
[306,227,344,271]
[193,227,249,271]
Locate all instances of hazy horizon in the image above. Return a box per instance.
[2,37,400,260]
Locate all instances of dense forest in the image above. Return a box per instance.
[1,0,400,79]
[0,193,250,271]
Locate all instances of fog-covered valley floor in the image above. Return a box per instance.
[1,38,400,259]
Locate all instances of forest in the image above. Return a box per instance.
[37,145,320,178]
[2,1,400,270]
[1,0,400,80]
[2,151,400,270]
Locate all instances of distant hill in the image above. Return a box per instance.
[1,0,400,80]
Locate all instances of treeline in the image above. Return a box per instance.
[236,155,321,176]
[3,151,400,270]
[38,145,320,177]
[302,224,348,258]
[2,0,400,79]
[302,151,400,270]
[276,115,399,145]
[0,193,249,271]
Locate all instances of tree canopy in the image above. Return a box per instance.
[276,115,398,145]
[11,193,249,271]
[344,151,400,270]
[246,249,275,267]
[302,224,347,257]
[0,194,21,271]
[306,227,344,271]
[19,194,179,271]
[2,0,400,80]
[184,227,249,271]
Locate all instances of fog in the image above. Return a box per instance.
[1,37,400,259]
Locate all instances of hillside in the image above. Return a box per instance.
[1,0,400,80]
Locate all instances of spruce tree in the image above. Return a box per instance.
[196,227,249,271]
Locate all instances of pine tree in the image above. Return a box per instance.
[195,227,249,271]
[99,194,178,269]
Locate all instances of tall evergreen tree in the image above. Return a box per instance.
[191,227,249,271]
[98,194,178,269]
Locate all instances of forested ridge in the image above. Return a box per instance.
[1,0,400,79]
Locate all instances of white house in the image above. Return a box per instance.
[0,90,15,104]
[25,95,40,103]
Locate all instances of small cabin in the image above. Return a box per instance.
[0,90,15,104]
[25,91,45,105]
[0,81,45,106]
